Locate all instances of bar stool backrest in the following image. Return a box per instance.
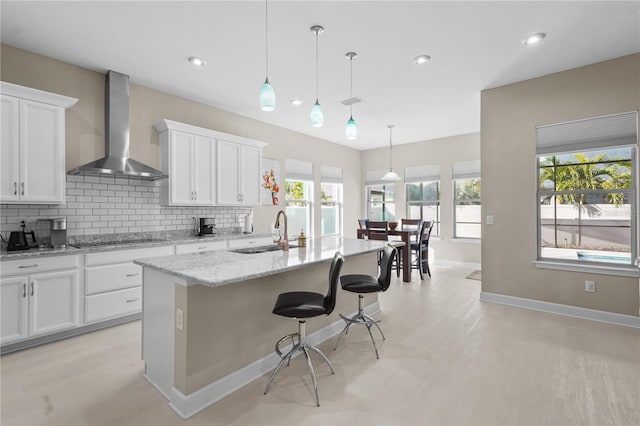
[324,252,345,315]
[378,245,397,291]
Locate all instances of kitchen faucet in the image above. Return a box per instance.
[274,210,289,251]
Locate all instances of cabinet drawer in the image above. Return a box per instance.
[85,263,141,295]
[85,245,173,266]
[175,240,227,254]
[227,236,273,249]
[1,255,79,277]
[85,287,141,323]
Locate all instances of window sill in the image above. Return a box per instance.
[452,238,481,245]
[533,260,640,277]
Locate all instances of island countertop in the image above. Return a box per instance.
[134,236,388,287]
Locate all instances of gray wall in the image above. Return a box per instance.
[480,53,640,316]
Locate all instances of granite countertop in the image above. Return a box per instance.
[0,232,272,260]
[134,237,387,287]
[0,246,85,260]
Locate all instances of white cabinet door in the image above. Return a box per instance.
[193,135,216,205]
[217,140,242,204]
[0,95,19,202]
[241,145,261,205]
[217,140,262,205]
[0,276,28,345]
[167,131,215,205]
[169,130,194,205]
[19,100,65,203]
[28,270,79,337]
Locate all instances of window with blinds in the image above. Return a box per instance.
[405,165,441,236]
[536,111,637,266]
[320,165,343,236]
[285,159,314,238]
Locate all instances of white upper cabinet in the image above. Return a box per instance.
[163,129,216,205]
[217,140,262,205]
[155,119,266,206]
[0,82,78,204]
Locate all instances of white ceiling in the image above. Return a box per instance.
[2,1,639,150]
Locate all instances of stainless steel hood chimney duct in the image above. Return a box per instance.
[68,71,168,180]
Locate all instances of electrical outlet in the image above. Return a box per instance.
[176,308,184,330]
[486,215,494,225]
[585,280,596,293]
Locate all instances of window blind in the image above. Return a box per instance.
[320,165,342,183]
[365,169,392,185]
[536,111,638,155]
[286,159,314,181]
[404,164,440,183]
[452,160,481,179]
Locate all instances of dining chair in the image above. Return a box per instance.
[365,220,389,267]
[365,221,389,241]
[412,220,434,279]
[357,218,368,230]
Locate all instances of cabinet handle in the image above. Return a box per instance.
[197,246,207,250]
[194,191,198,200]
[125,298,140,303]
[18,264,38,269]
[21,182,24,196]
[13,182,17,195]
[30,282,34,296]
[125,273,140,277]
[22,283,26,298]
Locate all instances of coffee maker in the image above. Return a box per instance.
[7,221,36,251]
[193,217,216,236]
[37,218,67,249]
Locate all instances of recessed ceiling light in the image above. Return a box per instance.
[290,99,302,106]
[523,33,545,46]
[414,55,431,65]
[187,56,206,67]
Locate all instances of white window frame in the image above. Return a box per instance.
[534,112,638,274]
[453,161,481,239]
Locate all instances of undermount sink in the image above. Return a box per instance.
[230,244,298,254]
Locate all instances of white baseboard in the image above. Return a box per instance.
[167,301,381,419]
[479,292,640,328]
[435,259,481,270]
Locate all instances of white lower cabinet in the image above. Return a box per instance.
[83,245,173,323]
[1,256,80,345]
[85,287,142,323]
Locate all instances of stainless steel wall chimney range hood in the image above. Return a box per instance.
[68,70,168,180]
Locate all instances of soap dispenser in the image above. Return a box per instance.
[297,229,306,247]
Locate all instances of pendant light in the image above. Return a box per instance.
[345,51,357,140]
[259,0,275,111]
[381,125,401,181]
[310,25,324,127]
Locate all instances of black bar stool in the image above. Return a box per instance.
[333,245,397,358]
[264,252,345,406]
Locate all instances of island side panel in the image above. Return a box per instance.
[180,251,377,395]
[142,266,181,398]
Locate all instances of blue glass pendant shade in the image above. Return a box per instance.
[310,100,324,127]
[260,78,275,111]
[346,116,357,140]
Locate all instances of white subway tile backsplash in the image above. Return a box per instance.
[0,176,251,238]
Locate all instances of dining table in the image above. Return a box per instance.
[357,228,417,282]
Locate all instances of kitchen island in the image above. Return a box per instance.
[135,237,387,419]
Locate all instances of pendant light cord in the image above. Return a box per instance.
[349,55,353,116]
[265,0,269,78]
[315,28,319,101]
[388,125,394,171]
